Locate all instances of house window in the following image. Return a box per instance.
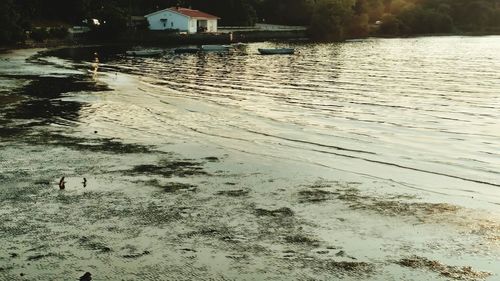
[160,18,167,28]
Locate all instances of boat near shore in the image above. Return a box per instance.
[174,47,200,54]
[258,48,295,55]
[201,45,231,52]
[174,45,232,54]
[126,49,164,56]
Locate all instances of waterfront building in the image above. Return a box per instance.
[145,7,220,33]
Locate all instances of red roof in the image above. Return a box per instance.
[169,7,220,19]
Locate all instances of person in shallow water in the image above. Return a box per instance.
[59,177,65,190]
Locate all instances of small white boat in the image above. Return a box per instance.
[201,45,231,52]
[258,48,295,55]
[126,49,164,56]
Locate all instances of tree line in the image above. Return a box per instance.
[1,0,500,44]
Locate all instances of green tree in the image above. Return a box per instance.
[398,6,453,34]
[308,0,355,41]
[0,0,24,44]
[96,4,128,36]
[30,28,50,42]
[424,9,453,33]
[257,0,313,25]
[347,13,370,37]
[461,1,492,30]
[489,8,500,28]
[389,0,416,14]
[379,13,401,34]
[190,0,257,26]
[366,0,386,22]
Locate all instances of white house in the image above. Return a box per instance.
[145,7,220,33]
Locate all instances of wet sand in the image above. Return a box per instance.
[1,41,500,280]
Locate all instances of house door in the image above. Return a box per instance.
[197,20,208,33]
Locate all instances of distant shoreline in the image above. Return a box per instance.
[0,30,306,51]
[367,30,500,40]
[2,30,499,52]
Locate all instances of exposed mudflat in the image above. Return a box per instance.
[1,38,500,280]
[396,256,492,280]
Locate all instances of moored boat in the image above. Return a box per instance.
[258,48,295,55]
[126,49,164,56]
[174,47,200,54]
[201,45,231,52]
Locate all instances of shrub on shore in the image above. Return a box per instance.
[30,27,69,42]
[30,28,50,42]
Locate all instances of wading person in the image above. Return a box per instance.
[59,177,65,190]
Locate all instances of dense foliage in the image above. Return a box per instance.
[0,0,25,44]
[1,0,499,44]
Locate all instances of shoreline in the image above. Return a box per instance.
[363,30,500,40]
[2,30,500,52]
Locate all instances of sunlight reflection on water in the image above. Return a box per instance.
[74,37,500,196]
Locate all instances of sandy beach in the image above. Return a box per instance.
[1,38,499,280]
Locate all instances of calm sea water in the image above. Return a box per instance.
[64,36,499,203]
[4,36,499,202]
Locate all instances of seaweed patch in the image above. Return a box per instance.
[255,207,294,217]
[78,236,112,253]
[131,159,208,178]
[216,189,249,197]
[299,182,459,220]
[284,234,320,246]
[297,189,336,203]
[396,256,491,280]
[29,133,155,154]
